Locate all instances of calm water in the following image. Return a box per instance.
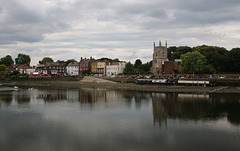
[0,87,240,151]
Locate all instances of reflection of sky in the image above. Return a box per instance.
[0,89,240,151]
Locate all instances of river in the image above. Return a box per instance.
[0,88,240,151]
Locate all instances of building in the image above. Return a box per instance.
[91,61,97,73]
[79,57,94,75]
[67,62,79,76]
[163,61,181,74]
[35,64,48,74]
[45,62,66,76]
[151,41,168,74]
[106,62,126,76]
[97,61,107,75]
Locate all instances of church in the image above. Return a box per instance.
[150,41,168,74]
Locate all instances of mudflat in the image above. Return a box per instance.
[1,76,239,94]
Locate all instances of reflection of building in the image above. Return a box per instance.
[152,93,177,126]
[38,90,67,102]
[79,88,106,103]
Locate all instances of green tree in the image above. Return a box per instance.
[0,55,14,66]
[40,57,54,64]
[124,62,136,74]
[15,53,31,66]
[179,51,215,74]
[167,46,177,61]
[138,62,152,74]
[113,58,120,62]
[56,60,65,64]
[193,45,227,73]
[134,59,142,69]
[65,59,77,66]
[0,64,7,73]
[171,46,192,60]
[223,48,240,73]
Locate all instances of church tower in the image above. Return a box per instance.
[151,41,168,74]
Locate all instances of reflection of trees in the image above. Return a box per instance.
[0,93,12,107]
[121,90,152,108]
[16,94,30,104]
[152,93,240,126]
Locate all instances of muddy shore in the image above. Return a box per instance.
[0,76,239,94]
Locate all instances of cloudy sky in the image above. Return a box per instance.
[0,0,240,65]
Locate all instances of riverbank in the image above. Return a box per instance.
[1,76,239,94]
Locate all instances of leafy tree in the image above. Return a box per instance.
[56,60,65,64]
[40,57,54,64]
[193,45,227,73]
[15,53,31,66]
[65,59,77,66]
[223,48,240,73]
[138,62,152,74]
[167,46,177,61]
[134,59,142,68]
[0,64,7,73]
[98,58,113,62]
[0,55,14,66]
[179,51,215,74]
[171,46,192,60]
[124,62,136,74]
[113,58,120,62]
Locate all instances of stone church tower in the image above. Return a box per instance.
[151,41,168,74]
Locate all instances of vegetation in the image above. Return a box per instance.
[0,55,14,66]
[15,53,31,66]
[179,51,215,74]
[124,60,152,75]
[169,45,240,74]
[39,57,54,64]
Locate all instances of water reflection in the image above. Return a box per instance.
[0,88,240,126]
[152,93,240,126]
[0,88,240,151]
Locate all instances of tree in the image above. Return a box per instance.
[171,46,192,60]
[65,59,77,66]
[0,64,6,73]
[124,62,136,74]
[0,55,14,66]
[179,51,215,74]
[134,59,142,68]
[223,48,240,73]
[56,60,65,64]
[40,57,54,64]
[113,58,120,62]
[15,53,31,66]
[138,62,152,74]
[193,45,227,73]
[167,46,177,61]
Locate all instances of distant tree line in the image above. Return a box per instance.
[168,45,240,74]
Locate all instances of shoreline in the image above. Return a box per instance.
[1,78,239,94]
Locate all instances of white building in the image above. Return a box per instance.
[106,62,126,77]
[67,62,79,76]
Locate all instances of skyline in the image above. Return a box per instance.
[0,0,240,66]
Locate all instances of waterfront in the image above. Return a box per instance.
[0,88,240,151]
